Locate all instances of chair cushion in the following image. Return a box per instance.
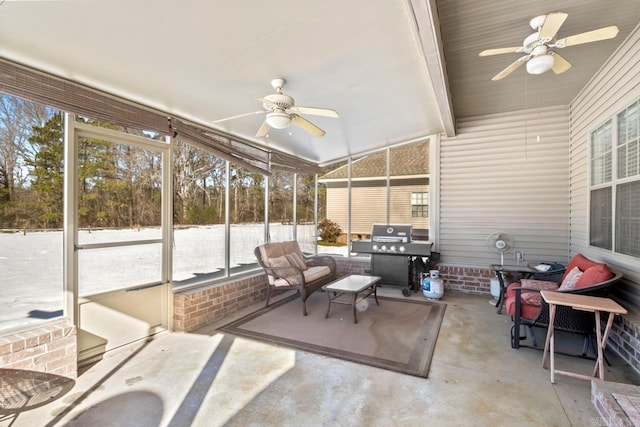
[575,264,612,289]
[268,255,291,268]
[286,252,308,271]
[303,265,331,283]
[273,277,300,287]
[273,265,330,287]
[281,240,306,261]
[259,242,287,262]
[562,254,602,282]
[506,279,559,300]
[559,266,583,290]
[505,280,560,320]
[521,292,543,307]
[505,292,543,320]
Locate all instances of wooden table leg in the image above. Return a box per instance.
[543,303,557,383]
[593,311,616,379]
[593,309,604,380]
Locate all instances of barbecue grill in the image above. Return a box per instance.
[351,224,436,296]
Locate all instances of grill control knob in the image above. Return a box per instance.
[381,245,387,251]
[399,246,406,253]
[390,245,397,252]
[372,244,378,251]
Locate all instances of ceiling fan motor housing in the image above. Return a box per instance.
[263,93,294,110]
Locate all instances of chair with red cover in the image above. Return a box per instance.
[505,254,622,353]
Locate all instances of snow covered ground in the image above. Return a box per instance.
[0,225,348,332]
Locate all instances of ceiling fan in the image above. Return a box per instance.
[479,12,619,81]
[213,78,339,137]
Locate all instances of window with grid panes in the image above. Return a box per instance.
[589,99,640,258]
[411,192,428,218]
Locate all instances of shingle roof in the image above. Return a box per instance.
[319,140,429,180]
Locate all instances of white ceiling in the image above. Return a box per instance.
[0,1,639,165]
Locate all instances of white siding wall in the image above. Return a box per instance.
[439,105,570,267]
[570,23,640,290]
[326,187,349,230]
[389,185,429,230]
[326,184,429,235]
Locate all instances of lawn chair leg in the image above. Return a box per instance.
[265,285,271,307]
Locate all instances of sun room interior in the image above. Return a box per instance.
[1,1,640,424]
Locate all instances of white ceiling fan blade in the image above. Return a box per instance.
[491,57,527,81]
[213,111,264,124]
[255,120,270,137]
[291,115,325,137]
[539,12,568,40]
[289,106,339,118]
[479,47,521,56]
[551,53,572,74]
[255,97,277,107]
[557,26,619,48]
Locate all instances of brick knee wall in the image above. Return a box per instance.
[335,256,369,277]
[604,312,640,374]
[0,322,77,378]
[335,259,500,296]
[173,259,364,333]
[436,265,495,295]
[173,274,269,332]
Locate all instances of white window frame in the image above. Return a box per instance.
[589,99,640,258]
[411,191,429,218]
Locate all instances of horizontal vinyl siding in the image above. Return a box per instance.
[570,23,640,299]
[440,105,570,267]
[326,185,429,235]
[326,187,348,231]
[350,187,387,234]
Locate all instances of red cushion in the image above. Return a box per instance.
[560,254,600,283]
[562,254,602,281]
[505,280,559,320]
[505,292,542,320]
[574,264,612,289]
[506,280,558,299]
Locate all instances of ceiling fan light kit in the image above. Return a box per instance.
[526,54,554,74]
[479,12,619,80]
[213,78,339,137]
[265,111,291,129]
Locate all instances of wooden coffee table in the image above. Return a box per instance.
[323,275,381,323]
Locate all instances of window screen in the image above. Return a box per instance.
[616,181,640,257]
[590,187,612,250]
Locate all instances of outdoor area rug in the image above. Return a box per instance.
[218,291,446,378]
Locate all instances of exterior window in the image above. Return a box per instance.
[590,100,640,258]
[615,100,640,258]
[411,192,429,218]
[590,187,612,250]
[616,181,640,257]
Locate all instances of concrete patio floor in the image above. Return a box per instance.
[11,288,640,426]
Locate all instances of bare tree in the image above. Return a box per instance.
[0,95,51,226]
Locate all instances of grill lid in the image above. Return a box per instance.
[370,224,412,243]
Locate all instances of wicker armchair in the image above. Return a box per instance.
[254,240,336,316]
[506,254,623,355]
